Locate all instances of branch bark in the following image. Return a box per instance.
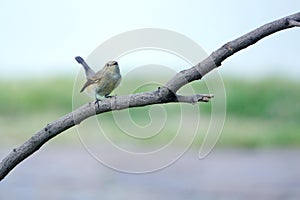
[1,12,300,181]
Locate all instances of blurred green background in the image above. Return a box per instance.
[1,75,299,149]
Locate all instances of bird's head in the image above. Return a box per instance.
[107,61,118,66]
[104,60,119,72]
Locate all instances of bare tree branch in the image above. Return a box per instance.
[1,12,300,181]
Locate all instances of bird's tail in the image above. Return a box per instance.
[75,56,95,79]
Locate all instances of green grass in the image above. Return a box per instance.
[0,76,299,148]
[0,77,75,114]
[223,77,300,121]
[217,116,300,148]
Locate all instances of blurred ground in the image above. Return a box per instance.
[0,146,300,200]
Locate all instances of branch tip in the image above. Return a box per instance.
[197,94,214,103]
[175,94,214,104]
[287,18,300,27]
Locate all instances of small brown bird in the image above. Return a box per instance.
[75,56,122,106]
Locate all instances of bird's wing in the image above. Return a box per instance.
[80,80,95,92]
[80,70,104,92]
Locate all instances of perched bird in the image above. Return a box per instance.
[75,56,122,106]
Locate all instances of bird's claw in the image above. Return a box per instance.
[105,94,116,98]
[94,99,101,108]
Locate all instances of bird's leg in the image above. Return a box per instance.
[94,94,101,108]
[94,99,100,108]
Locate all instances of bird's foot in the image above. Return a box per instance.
[94,99,101,108]
[105,94,116,98]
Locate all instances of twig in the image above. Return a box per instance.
[287,18,300,27]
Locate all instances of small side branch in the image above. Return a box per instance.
[287,18,300,27]
[175,94,214,103]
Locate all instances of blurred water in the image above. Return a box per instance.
[1,147,300,200]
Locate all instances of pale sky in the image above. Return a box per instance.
[0,0,299,79]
